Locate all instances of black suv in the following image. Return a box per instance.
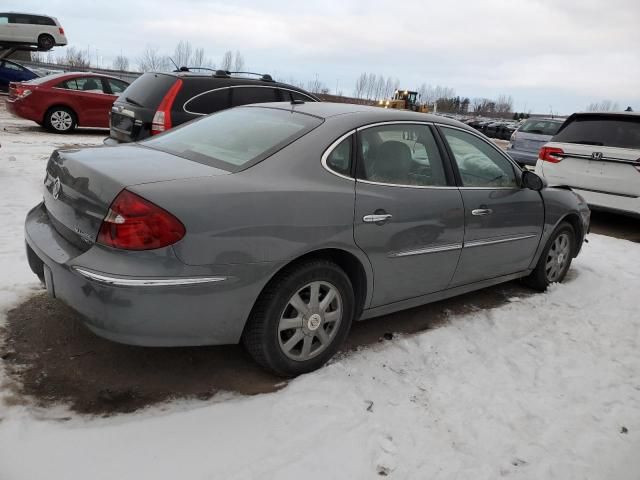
[108,70,319,143]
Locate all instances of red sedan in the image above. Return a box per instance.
[6,72,129,133]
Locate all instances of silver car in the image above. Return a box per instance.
[507,118,563,167]
[25,102,590,376]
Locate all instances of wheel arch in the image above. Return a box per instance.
[557,212,584,257]
[246,247,371,330]
[43,104,79,126]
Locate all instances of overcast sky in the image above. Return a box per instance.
[7,0,640,114]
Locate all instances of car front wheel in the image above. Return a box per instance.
[243,260,355,376]
[44,107,76,133]
[524,221,575,291]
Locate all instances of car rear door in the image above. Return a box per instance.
[62,76,114,127]
[438,125,544,286]
[353,122,465,307]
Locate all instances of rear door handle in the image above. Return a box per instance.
[471,208,493,216]
[363,213,392,224]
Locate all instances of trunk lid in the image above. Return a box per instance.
[43,144,228,249]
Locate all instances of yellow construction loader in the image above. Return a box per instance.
[378,90,429,113]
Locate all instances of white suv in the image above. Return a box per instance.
[0,12,67,51]
[535,112,640,217]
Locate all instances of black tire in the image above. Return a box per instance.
[38,34,55,51]
[44,106,77,133]
[242,260,355,377]
[523,221,575,291]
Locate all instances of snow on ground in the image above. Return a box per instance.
[1,108,640,479]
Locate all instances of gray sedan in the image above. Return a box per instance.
[25,102,590,376]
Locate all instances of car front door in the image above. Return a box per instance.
[438,125,544,286]
[353,122,465,307]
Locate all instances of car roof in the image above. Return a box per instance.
[251,101,474,129]
[42,71,129,81]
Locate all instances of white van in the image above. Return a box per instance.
[0,12,67,50]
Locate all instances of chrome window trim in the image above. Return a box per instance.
[437,123,525,187]
[355,120,457,189]
[73,267,227,287]
[183,85,318,116]
[389,242,463,257]
[320,130,356,182]
[357,179,458,190]
[463,234,537,248]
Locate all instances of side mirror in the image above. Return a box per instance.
[522,170,545,191]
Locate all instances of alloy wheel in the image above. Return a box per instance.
[278,281,343,361]
[50,111,73,131]
[545,233,571,282]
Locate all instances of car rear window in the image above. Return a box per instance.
[143,106,323,172]
[120,73,178,108]
[553,116,640,149]
[519,119,562,136]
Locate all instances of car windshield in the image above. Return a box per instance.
[24,73,68,85]
[519,119,562,135]
[552,116,640,149]
[143,106,323,171]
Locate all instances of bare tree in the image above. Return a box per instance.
[495,94,514,114]
[220,50,233,71]
[307,74,326,94]
[586,100,620,112]
[233,50,245,72]
[57,47,90,67]
[353,72,367,99]
[192,48,206,68]
[138,46,168,72]
[173,40,193,68]
[112,54,130,72]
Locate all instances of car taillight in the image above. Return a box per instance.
[58,27,65,34]
[539,146,564,163]
[12,85,32,100]
[97,189,185,250]
[151,79,183,135]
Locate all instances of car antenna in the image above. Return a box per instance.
[168,57,180,71]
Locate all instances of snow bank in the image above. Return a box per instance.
[1,110,639,480]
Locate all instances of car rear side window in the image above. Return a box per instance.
[358,124,448,187]
[143,107,323,172]
[325,136,352,177]
[230,87,279,107]
[57,77,105,93]
[184,89,231,115]
[285,90,317,102]
[519,119,562,136]
[0,15,8,25]
[553,116,640,149]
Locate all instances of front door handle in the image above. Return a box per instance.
[471,208,493,216]
[363,213,392,224]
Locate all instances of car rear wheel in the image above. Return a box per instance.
[242,260,355,377]
[37,34,55,50]
[523,221,575,291]
[44,107,76,133]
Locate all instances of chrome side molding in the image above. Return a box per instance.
[72,267,227,287]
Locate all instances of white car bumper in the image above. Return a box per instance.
[573,188,640,218]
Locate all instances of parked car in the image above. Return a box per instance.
[536,112,640,217]
[107,70,319,144]
[6,72,129,132]
[0,12,67,50]
[25,103,590,376]
[0,59,39,92]
[508,118,563,166]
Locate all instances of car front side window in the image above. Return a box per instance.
[358,124,448,187]
[441,127,518,188]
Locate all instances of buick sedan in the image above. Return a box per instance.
[25,102,590,376]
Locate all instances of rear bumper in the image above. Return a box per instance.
[5,98,41,123]
[573,188,640,218]
[24,202,269,347]
[506,147,538,166]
